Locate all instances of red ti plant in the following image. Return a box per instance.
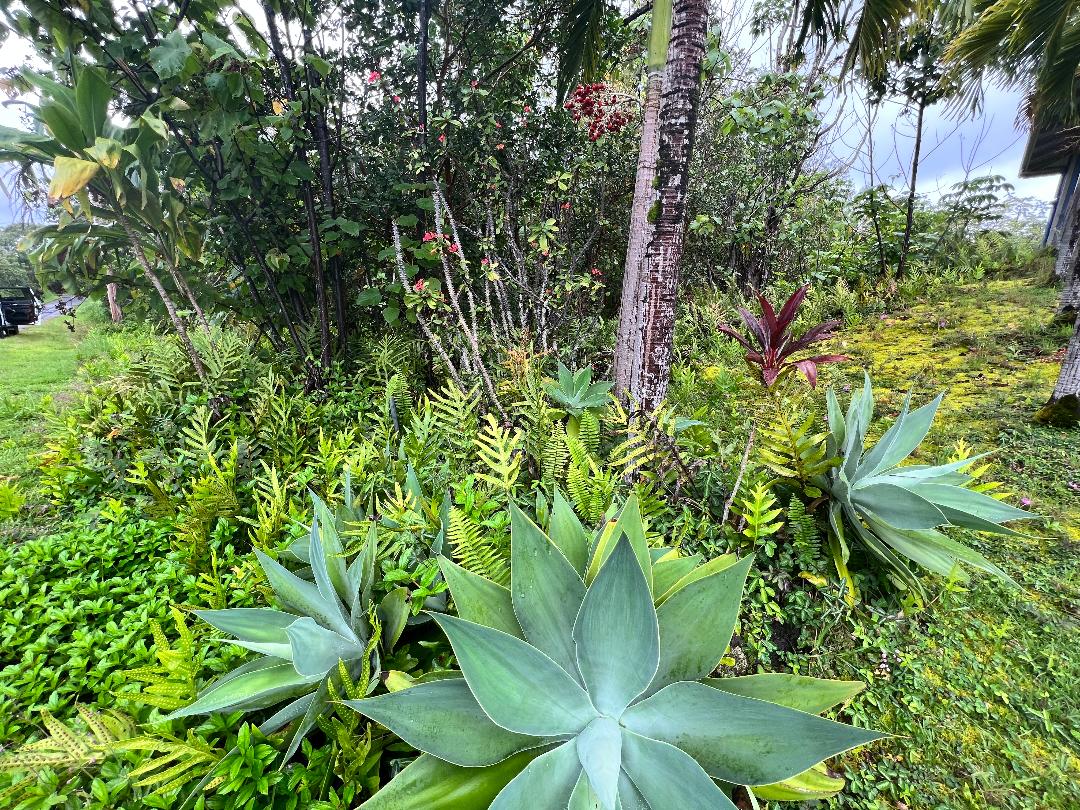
[719,285,847,388]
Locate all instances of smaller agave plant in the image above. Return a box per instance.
[165,488,409,761]
[818,374,1035,598]
[346,494,882,809]
[544,362,613,433]
[719,284,847,388]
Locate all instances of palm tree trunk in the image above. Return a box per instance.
[1037,313,1080,425]
[624,0,709,411]
[614,0,672,396]
[1055,193,1080,320]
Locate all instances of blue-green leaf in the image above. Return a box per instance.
[438,557,522,638]
[285,617,365,677]
[852,483,946,529]
[620,729,737,810]
[344,678,539,766]
[491,741,583,809]
[165,661,317,720]
[576,717,621,810]
[254,549,353,638]
[195,608,298,643]
[574,538,659,716]
[550,489,590,575]
[432,614,595,736]
[703,674,864,715]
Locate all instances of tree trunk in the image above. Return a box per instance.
[623,0,709,412]
[1037,312,1080,426]
[417,0,431,146]
[120,219,208,386]
[614,1,671,396]
[897,97,926,278]
[106,282,122,323]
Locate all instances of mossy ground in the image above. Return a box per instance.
[816,271,1080,810]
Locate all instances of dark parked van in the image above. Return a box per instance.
[0,287,41,336]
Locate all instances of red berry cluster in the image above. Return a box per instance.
[563,83,629,141]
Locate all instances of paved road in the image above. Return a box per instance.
[36,296,86,324]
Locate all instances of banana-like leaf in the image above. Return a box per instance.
[345,678,540,767]
[573,539,658,716]
[48,156,99,202]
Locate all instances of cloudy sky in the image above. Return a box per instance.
[0,16,1061,225]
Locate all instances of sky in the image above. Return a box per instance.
[0,15,1061,226]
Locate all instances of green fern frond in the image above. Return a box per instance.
[121,606,201,711]
[736,483,785,546]
[447,506,510,585]
[474,414,522,494]
[116,732,223,795]
[758,410,837,490]
[0,707,137,773]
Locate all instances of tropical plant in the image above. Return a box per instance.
[818,374,1035,598]
[344,494,882,808]
[165,488,409,761]
[544,362,613,419]
[719,285,846,388]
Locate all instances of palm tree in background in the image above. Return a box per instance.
[947,0,1080,423]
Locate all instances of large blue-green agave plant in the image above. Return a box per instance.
[345,494,883,808]
[819,374,1035,597]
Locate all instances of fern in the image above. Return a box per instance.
[121,606,201,712]
[786,496,820,553]
[429,382,481,461]
[737,483,785,546]
[541,426,570,485]
[757,409,836,491]
[0,707,137,774]
[474,414,522,494]
[447,506,510,585]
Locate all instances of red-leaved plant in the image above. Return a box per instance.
[719,285,847,388]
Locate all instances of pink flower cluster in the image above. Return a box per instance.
[564,83,629,141]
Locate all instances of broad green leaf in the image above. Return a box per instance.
[510,502,585,677]
[48,157,99,202]
[871,394,942,474]
[622,681,884,786]
[85,137,122,169]
[254,549,353,638]
[74,67,111,138]
[574,538,659,716]
[344,678,539,766]
[568,770,603,809]
[438,557,522,638]
[620,729,737,810]
[150,30,193,79]
[358,750,539,810]
[618,772,649,810]
[306,517,351,625]
[703,674,864,715]
[432,614,595,736]
[550,488,590,574]
[491,741,582,810]
[647,555,753,695]
[285,617,365,677]
[852,483,945,530]
[576,716,621,810]
[202,32,238,60]
[753,762,846,801]
[165,661,317,720]
[651,554,703,600]
[195,608,298,643]
[910,483,1032,525]
[311,492,351,600]
[378,587,410,651]
[39,102,87,151]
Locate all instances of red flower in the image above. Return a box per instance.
[470,80,479,88]
[368,70,381,83]
[495,121,502,129]
[561,202,571,210]
[414,279,425,292]
[438,133,446,144]
[422,231,438,242]
[481,257,490,266]
[523,104,532,113]
[393,95,402,103]
[495,143,505,150]
[590,267,602,277]
[448,243,459,253]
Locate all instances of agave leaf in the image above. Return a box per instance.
[569,770,603,809]
[550,489,590,575]
[285,617,365,678]
[573,538,659,716]
[849,518,924,596]
[753,762,846,801]
[703,674,864,715]
[651,554,703,599]
[852,483,946,530]
[490,741,582,810]
[826,388,845,452]
[307,515,350,624]
[358,750,540,810]
[647,555,753,695]
[654,553,738,605]
[258,691,315,736]
[164,662,317,721]
[310,492,351,601]
[437,557,522,638]
[282,681,329,761]
[576,716,621,810]
[618,772,650,810]
[620,729,738,810]
[854,392,912,480]
[194,608,298,643]
[254,549,353,638]
[586,496,652,591]
[431,614,596,736]
[871,394,943,474]
[909,483,1032,526]
[344,678,540,766]
[621,681,884,786]
[510,502,586,678]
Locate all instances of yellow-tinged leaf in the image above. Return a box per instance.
[48,156,100,202]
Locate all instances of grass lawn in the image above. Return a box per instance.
[0,312,100,485]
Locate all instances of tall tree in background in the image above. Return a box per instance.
[620,0,709,410]
[613,0,672,395]
[948,0,1080,423]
